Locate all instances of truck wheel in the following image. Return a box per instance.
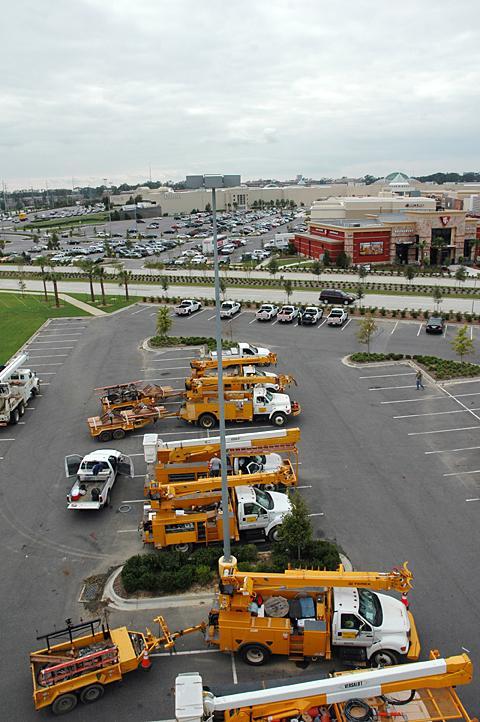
[112,428,125,440]
[271,412,286,427]
[52,693,78,715]
[10,408,20,425]
[80,684,104,704]
[240,644,270,666]
[32,384,39,397]
[198,413,217,429]
[370,649,399,667]
[173,543,192,554]
[105,492,111,507]
[268,526,281,542]
[19,403,25,417]
[99,430,113,442]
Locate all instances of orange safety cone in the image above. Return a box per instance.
[140,647,152,671]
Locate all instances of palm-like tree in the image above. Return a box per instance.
[47,261,60,308]
[94,265,107,305]
[115,263,132,300]
[78,259,97,302]
[33,255,50,302]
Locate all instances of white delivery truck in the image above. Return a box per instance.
[65,449,134,510]
[0,353,40,426]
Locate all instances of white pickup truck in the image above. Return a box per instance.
[327,307,349,326]
[65,450,134,510]
[277,305,299,323]
[256,304,279,321]
[175,299,202,316]
[210,342,271,360]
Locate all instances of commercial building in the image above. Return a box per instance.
[310,194,436,221]
[294,210,480,266]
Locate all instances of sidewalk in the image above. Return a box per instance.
[58,292,106,316]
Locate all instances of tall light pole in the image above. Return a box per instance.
[190,174,239,566]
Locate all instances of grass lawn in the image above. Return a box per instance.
[25,212,108,230]
[0,292,88,364]
[67,292,138,313]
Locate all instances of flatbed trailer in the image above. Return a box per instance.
[87,404,176,441]
[96,380,182,413]
[31,616,204,715]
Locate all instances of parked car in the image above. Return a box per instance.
[327,307,349,326]
[426,316,445,334]
[256,304,279,321]
[175,299,202,316]
[220,301,241,318]
[319,288,356,306]
[277,305,299,323]
[299,306,323,325]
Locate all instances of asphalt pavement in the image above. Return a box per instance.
[0,307,479,719]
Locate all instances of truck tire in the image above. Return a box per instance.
[239,643,270,666]
[51,693,78,715]
[32,384,39,397]
[99,430,113,442]
[370,649,399,667]
[268,526,281,542]
[198,413,217,429]
[10,408,20,425]
[112,428,126,440]
[105,491,111,507]
[270,412,286,427]
[19,402,25,416]
[80,684,104,705]
[173,543,192,554]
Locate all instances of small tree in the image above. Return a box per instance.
[357,283,365,309]
[357,316,377,352]
[115,263,132,300]
[94,265,107,306]
[404,265,416,284]
[323,249,331,267]
[33,255,50,302]
[78,259,97,302]
[156,306,173,338]
[336,251,351,269]
[287,240,297,256]
[455,265,467,287]
[311,259,322,281]
[160,275,169,298]
[205,202,211,213]
[47,262,60,308]
[283,278,293,303]
[32,233,39,245]
[451,325,474,361]
[18,277,26,296]
[275,491,312,561]
[358,265,368,281]
[219,277,227,300]
[432,286,443,312]
[267,257,279,278]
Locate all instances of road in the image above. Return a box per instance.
[0,305,479,719]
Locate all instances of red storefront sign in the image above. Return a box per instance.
[439,215,451,227]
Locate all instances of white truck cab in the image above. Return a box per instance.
[331,587,412,665]
[211,342,271,360]
[252,387,293,427]
[65,449,134,510]
[236,485,291,542]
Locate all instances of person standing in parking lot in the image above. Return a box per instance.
[416,369,425,390]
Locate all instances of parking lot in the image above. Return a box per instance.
[1,305,479,720]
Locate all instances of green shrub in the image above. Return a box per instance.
[234,544,259,563]
[400,309,407,318]
[195,565,214,586]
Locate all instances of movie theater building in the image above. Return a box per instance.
[294,210,480,266]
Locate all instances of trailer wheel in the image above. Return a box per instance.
[239,644,270,666]
[198,413,216,429]
[80,684,104,705]
[19,402,25,416]
[173,543,192,554]
[99,430,113,442]
[270,412,286,427]
[112,428,126,440]
[370,649,399,667]
[51,693,78,715]
[10,408,20,425]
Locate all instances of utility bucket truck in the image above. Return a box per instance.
[190,353,278,377]
[206,560,420,667]
[185,371,296,395]
[0,353,40,426]
[175,651,477,722]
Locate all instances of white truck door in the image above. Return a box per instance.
[64,454,83,478]
[118,454,134,477]
[332,612,374,648]
[238,501,268,531]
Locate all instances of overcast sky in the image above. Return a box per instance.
[1,0,479,189]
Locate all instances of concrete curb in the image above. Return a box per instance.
[102,566,215,611]
[342,355,437,387]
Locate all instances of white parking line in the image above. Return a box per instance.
[425,445,480,455]
[248,317,257,324]
[0,439,15,442]
[444,324,448,338]
[29,354,68,358]
[359,372,414,379]
[297,484,313,489]
[149,356,198,361]
[39,373,57,376]
[131,306,151,315]
[30,340,77,344]
[231,652,238,685]
[471,326,474,340]
[445,379,480,386]
[131,425,273,438]
[207,315,216,321]
[318,319,327,329]
[380,396,447,404]
[28,362,63,366]
[28,346,74,350]
[117,529,138,533]
[341,318,352,332]
[466,497,480,502]
[271,319,278,326]
[417,323,423,336]
[394,409,474,419]
[390,321,399,335]
[142,377,187,382]
[122,499,145,503]
[143,366,190,372]
[37,333,83,337]
[369,385,416,391]
[455,392,480,398]
[444,469,480,477]
[151,649,220,658]
[308,512,325,517]
[26,407,35,410]
[408,426,480,436]
[438,382,480,423]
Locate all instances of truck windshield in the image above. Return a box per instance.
[249,345,258,353]
[265,390,273,402]
[254,487,274,510]
[358,589,383,627]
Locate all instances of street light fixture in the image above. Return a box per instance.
[190,174,239,565]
